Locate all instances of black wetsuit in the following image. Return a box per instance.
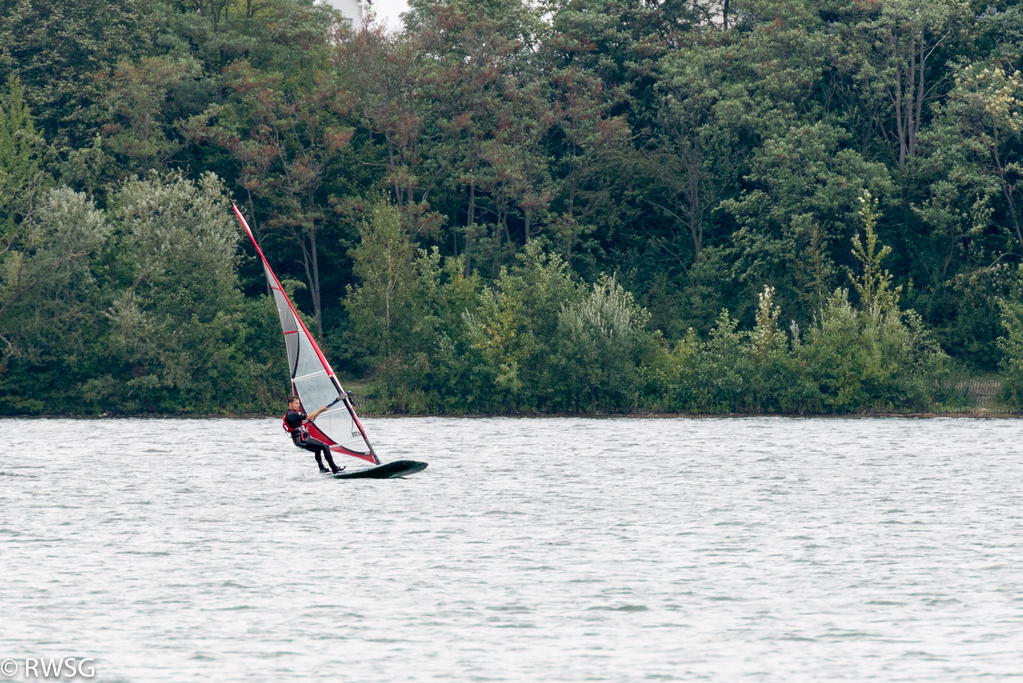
[285,410,340,474]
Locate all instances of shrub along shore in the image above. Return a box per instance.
[3,185,1023,418]
[336,203,1015,417]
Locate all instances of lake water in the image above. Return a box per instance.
[1,417,1022,681]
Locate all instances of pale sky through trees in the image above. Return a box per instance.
[321,0,407,32]
[371,0,409,31]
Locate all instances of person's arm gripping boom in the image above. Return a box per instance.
[305,404,330,423]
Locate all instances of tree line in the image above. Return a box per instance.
[4,0,1023,415]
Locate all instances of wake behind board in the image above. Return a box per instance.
[327,460,428,480]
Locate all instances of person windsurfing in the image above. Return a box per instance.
[284,396,345,474]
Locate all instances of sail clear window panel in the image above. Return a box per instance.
[294,333,325,383]
[292,374,337,416]
[284,334,299,376]
[319,410,369,454]
[292,376,367,452]
[268,285,301,374]
[276,300,297,333]
[265,266,299,332]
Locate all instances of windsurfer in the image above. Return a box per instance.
[284,396,345,474]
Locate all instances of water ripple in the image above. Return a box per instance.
[1,417,1022,681]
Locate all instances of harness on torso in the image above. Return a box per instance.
[283,411,309,441]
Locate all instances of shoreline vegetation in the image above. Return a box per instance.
[23,375,1023,418]
[8,2,1023,417]
[31,404,1023,418]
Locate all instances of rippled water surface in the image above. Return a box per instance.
[2,417,1022,681]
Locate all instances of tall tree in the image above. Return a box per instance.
[0,76,51,364]
[104,171,249,411]
[0,187,108,397]
[0,0,157,147]
[97,56,202,176]
[334,26,445,235]
[180,61,355,338]
[852,0,970,169]
[723,122,893,319]
[942,61,1023,251]
[647,41,744,268]
[408,0,541,273]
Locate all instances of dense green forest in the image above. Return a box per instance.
[5,0,1023,415]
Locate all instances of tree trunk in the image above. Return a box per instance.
[992,129,1023,250]
[309,225,323,339]
[464,181,476,276]
[294,223,324,340]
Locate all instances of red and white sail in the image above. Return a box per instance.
[233,205,380,464]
